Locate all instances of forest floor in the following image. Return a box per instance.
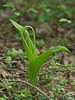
[0,1,75,100]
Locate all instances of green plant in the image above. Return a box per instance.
[36,39,45,49]
[2,54,6,57]
[50,94,54,99]
[20,88,31,98]
[61,38,70,45]
[3,2,22,19]
[56,85,61,94]
[51,59,56,66]
[58,5,73,18]
[69,34,75,39]
[60,77,68,85]
[13,88,32,99]
[59,18,72,23]
[18,49,24,55]
[67,64,74,71]
[10,19,70,84]
[50,56,60,70]
[37,92,45,100]
[0,82,5,88]
[8,48,27,59]
[0,65,1,69]
[9,33,19,38]
[27,8,38,14]
[72,80,75,87]
[8,49,17,57]
[47,84,54,88]
[66,91,70,96]
[8,73,14,77]
[0,95,8,100]
[3,2,15,12]
[5,56,12,62]
[62,64,74,71]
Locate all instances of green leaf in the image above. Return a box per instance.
[50,94,54,98]
[67,20,72,24]
[15,12,21,16]
[27,8,38,13]
[57,85,61,93]
[45,8,51,13]
[0,91,3,93]
[10,19,36,63]
[66,91,70,96]
[72,80,75,87]
[0,82,5,88]
[49,75,53,80]
[68,65,74,71]
[18,49,24,55]
[0,65,1,69]
[9,19,23,31]
[12,8,16,12]
[61,91,65,95]
[29,46,70,84]
[52,88,56,92]
[59,18,72,23]
[8,73,14,77]
[10,51,17,57]
[5,56,12,62]
[3,2,14,8]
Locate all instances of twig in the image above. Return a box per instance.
[2,67,28,74]
[3,67,75,76]
[39,69,75,76]
[0,88,5,91]
[7,79,52,100]
[0,78,11,96]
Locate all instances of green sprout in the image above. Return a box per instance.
[10,19,70,85]
[72,80,75,87]
[5,56,12,62]
[59,18,72,24]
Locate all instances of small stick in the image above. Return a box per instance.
[7,79,52,100]
[0,78,11,96]
[3,67,75,76]
[2,67,28,74]
[39,69,75,75]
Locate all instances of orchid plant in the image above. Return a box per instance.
[10,19,70,84]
